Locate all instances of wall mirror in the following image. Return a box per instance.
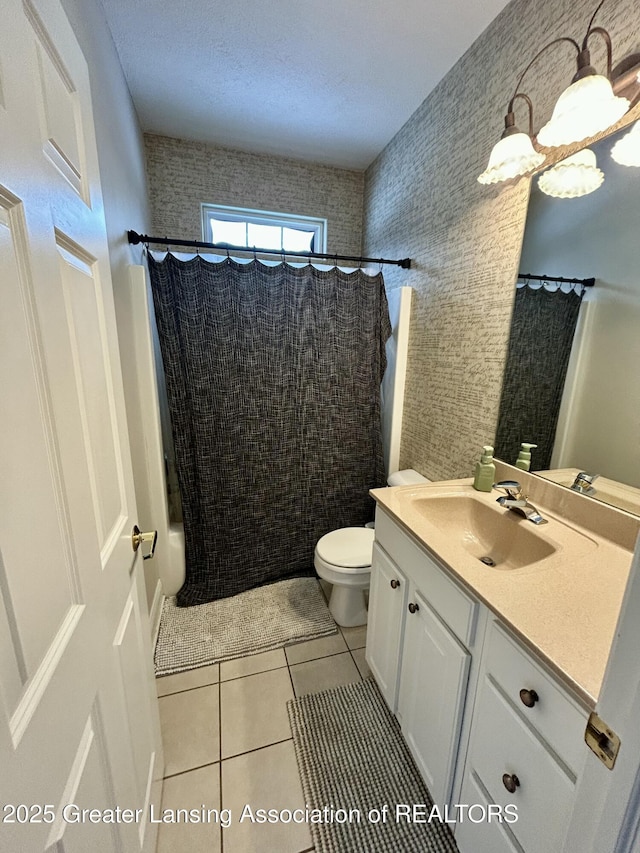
[495,120,640,516]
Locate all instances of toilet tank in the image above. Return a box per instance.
[387,468,430,486]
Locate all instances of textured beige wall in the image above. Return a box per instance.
[364,0,640,481]
[144,134,365,256]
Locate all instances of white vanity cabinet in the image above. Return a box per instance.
[456,621,589,853]
[366,506,592,853]
[366,508,480,806]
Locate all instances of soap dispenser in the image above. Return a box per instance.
[473,445,495,492]
[515,442,537,472]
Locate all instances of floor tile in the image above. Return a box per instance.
[220,649,287,681]
[340,624,367,650]
[221,740,312,853]
[156,663,219,697]
[159,685,220,776]
[156,764,222,853]
[289,651,361,697]
[220,667,294,759]
[351,647,372,680]
[284,632,347,665]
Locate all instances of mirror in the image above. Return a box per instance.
[497,121,640,516]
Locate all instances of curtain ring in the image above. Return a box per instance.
[334,253,338,268]
[253,246,257,262]
[226,246,230,263]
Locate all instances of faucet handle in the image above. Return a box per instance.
[493,480,526,506]
[494,480,523,496]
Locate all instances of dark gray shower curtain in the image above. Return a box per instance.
[148,254,391,606]
[494,284,584,471]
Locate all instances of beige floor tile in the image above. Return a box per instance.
[220,668,294,759]
[284,632,346,665]
[220,649,287,681]
[159,685,220,776]
[156,663,220,697]
[340,624,367,650]
[221,740,312,853]
[156,764,222,853]
[289,651,361,697]
[351,647,372,679]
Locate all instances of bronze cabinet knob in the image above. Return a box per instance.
[519,688,539,708]
[390,579,400,589]
[502,773,520,794]
[408,602,419,614]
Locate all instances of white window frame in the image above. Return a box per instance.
[201,203,327,254]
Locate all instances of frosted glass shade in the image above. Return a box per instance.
[611,121,640,167]
[538,149,604,198]
[537,75,629,147]
[478,132,545,184]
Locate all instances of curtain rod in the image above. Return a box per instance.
[518,272,595,286]
[127,230,411,269]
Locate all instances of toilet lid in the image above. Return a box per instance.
[316,527,375,568]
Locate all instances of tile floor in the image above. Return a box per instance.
[155,597,370,853]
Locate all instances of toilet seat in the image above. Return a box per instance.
[315,527,374,568]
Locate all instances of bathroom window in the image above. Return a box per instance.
[201,204,327,254]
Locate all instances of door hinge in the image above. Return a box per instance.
[585,711,621,769]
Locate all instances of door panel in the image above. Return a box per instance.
[0,1,162,850]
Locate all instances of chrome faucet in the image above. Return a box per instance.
[570,471,599,496]
[493,480,548,525]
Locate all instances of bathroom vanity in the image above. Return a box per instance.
[366,471,639,853]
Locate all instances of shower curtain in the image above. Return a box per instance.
[148,253,391,606]
[494,283,584,471]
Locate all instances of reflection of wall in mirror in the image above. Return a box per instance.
[518,127,640,491]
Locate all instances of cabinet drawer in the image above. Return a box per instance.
[455,769,522,853]
[375,509,477,646]
[468,677,575,853]
[485,621,588,773]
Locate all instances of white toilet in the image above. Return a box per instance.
[314,469,429,626]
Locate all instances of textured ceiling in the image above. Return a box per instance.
[100,0,512,169]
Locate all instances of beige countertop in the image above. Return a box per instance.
[371,474,639,707]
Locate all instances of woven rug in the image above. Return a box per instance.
[155,577,336,676]
[287,679,458,853]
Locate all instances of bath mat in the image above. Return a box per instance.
[287,679,458,853]
[154,577,336,675]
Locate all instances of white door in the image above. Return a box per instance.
[0,1,162,851]
[564,537,640,853]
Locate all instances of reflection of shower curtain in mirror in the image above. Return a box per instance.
[148,254,391,606]
[494,285,584,471]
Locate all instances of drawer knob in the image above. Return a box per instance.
[502,773,520,794]
[390,579,400,589]
[408,602,419,614]
[519,688,539,708]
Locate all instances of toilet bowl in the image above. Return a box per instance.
[314,469,429,627]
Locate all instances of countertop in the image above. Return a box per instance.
[370,474,639,707]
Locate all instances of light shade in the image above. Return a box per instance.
[611,120,640,166]
[538,149,604,198]
[537,75,629,147]
[478,132,545,184]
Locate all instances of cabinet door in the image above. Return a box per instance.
[366,543,407,711]
[399,590,470,805]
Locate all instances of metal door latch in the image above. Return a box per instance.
[585,711,621,769]
[131,526,158,560]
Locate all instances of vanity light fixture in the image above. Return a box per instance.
[477,94,545,184]
[479,0,638,186]
[538,149,604,198]
[537,1,629,147]
[611,120,640,166]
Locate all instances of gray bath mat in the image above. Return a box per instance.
[155,577,336,676]
[287,679,458,853]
